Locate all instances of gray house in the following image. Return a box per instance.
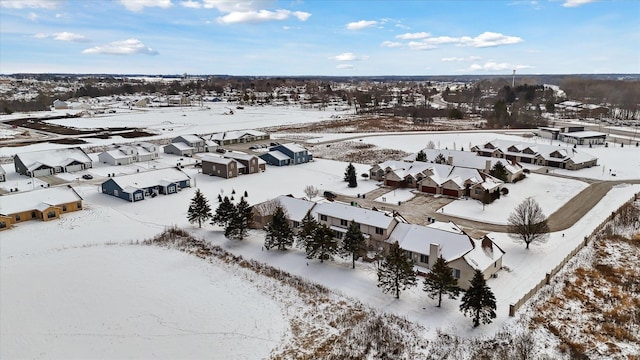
[14,147,93,177]
[100,168,191,202]
[260,143,312,166]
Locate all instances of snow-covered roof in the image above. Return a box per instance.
[200,155,235,166]
[475,139,597,165]
[403,149,522,174]
[388,223,473,262]
[0,187,82,215]
[100,150,132,160]
[224,151,257,161]
[265,150,290,161]
[176,134,204,144]
[312,202,395,228]
[210,129,267,141]
[278,143,307,153]
[560,131,606,138]
[275,195,316,222]
[463,237,505,271]
[107,168,190,190]
[166,142,194,151]
[16,147,91,168]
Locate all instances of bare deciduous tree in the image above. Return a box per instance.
[303,185,319,200]
[507,197,550,249]
[253,198,282,217]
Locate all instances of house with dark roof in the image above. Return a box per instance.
[14,147,93,177]
[100,168,191,202]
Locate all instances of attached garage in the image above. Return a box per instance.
[442,188,460,197]
[66,164,84,172]
[422,186,437,194]
[32,168,53,177]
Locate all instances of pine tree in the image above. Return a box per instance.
[217,194,222,202]
[415,150,427,162]
[489,161,508,182]
[187,189,212,228]
[297,211,319,249]
[211,196,235,228]
[459,269,497,327]
[434,153,446,164]
[226,197,252,240]
[305,225,339,263]
[344,163,357,188]
[341,220,366,269]
[264,206,294,250]
[377,241,417,299]
[423,256,461,307]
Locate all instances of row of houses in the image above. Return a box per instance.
[100,168,191,202]
[252,195,504,289]
[164,130,271,156]
[472,139,598,170]
[369,160,504,202]
[14,147,93,177]
[97,142,159,165]
[0,186,83,231]
[537,126,607,145]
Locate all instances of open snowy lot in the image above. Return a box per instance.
[0,246,286,359]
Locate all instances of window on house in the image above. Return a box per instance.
[320,214,327,221]
[134,193,143,201]
[334,231,343,239]
[375,227,384,235]
[114,190,119,196]
[15,214,20,221]
[405,251,413,259]
[47,211,56,219]
[77,202,82,209]
[420,254,429,264]
[0,221,6,229]
[340,219,348,226]
[62,205,67,212]
[31,211,36,219]
[453,269,461,279]
[474,188,481,195]
[292,221,300,228]
[168,186,176,194]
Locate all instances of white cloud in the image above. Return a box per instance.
[119,0,172,12]
[180,0,201,8]
[563,0,597,7]
[424,36,461,45]
[32,32,91,42]
[381,41,402,48]
[346,20,377,30]
[336,64,354,70]
[217,9,310,24]
[27,12,38,21]
[0,0,59,9]
[468,62,532,71]
[395,32,430,40]
[459,32,523,47]
[200,0,271,12]
[82,39,158,55]
[407,41,436,50]
[329,52,368,61]
[441,56,481,62]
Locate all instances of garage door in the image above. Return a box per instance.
[422,186,436,194]
[443,188,459,197]
[33,168,53,177]
[66,164,83,172]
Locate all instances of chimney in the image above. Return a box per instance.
[429,243,440,269]
[447,156,453,165]
[485,160,492,173]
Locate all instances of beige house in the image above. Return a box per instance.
[0,186,83,231]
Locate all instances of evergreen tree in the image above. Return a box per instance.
[489,161,509,182]
[434,153,446,164]
[264,206,294,250]
[459,269,497,327]
[305,225,339,263]
[187,189,212,228]
[341,220,366,269]
[423,256,461,307]
[377,241,417,299]
[211,196,235,228]
[297,211,319,249]
[226,197,252,240]
[344,163,358,188]
[415,150,427,162]
[217,194,222,202]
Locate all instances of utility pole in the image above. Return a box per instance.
[512,69,516,88]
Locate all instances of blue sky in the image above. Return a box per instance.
[1,0,638,75]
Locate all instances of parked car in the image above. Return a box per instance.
[82,174,93,180]
[216,148,226,153]
[323,191,337,199]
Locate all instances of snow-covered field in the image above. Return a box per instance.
[1,105,639,358]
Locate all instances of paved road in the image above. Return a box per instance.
[335,178,640,235]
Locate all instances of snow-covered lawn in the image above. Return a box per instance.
[442,173,590,224]
[0,246,286,359]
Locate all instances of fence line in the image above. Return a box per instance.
[509,192,639,317]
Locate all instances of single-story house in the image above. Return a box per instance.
[135,142,160,162]
[170,134,214,153]
[164,142,195,157]
[98,149,135,166]
[53,99,68,110]
[99,143,160,165]
[251,195,316,230]
[201,155,239,179]
[387,222,505,289]
[558,131,607,145]
[100,168,191,202]
[210,130,270,146]
[0,186,83,231]
[0,166,6,182]
[14,147,93,177]
[260,150,292,166]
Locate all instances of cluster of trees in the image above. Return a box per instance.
[187,189,252,240]
[377,242,497,327]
